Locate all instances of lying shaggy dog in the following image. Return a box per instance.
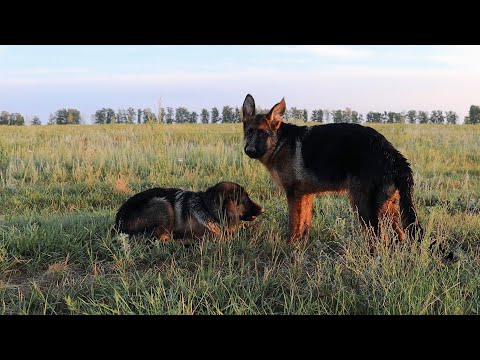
[114,181,264,241]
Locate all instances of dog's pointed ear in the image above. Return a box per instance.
[242,94,256,122]
[205,182,234,211]
[266,97,286,130]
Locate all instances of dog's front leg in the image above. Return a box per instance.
[206,221,222,237]
[287,190,313,243]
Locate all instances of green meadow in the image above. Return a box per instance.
[0,123,479,314]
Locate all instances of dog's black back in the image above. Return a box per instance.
[282,122,406,184]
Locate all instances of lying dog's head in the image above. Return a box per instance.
[205,181,264,224]
[242,94,286,159]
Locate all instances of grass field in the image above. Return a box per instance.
[1,123,480,314]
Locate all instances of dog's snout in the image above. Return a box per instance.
[251,202,265,216]
[245,146,258,158]
[240,200,265,222]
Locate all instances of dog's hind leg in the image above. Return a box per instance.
[127,199,174,241]
[150,203,174,241]
[377,189,405,245]
[152,229,171,242]
[349,186,381,253]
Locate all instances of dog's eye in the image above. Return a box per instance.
[258,131,268,138]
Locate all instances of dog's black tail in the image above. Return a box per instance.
[394,158,424,242]
[393,154,457,261]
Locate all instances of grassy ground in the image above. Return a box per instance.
[1,123,479,314]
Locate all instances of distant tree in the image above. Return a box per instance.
[358,113,364,123]
[290,108,299,121]
[104,108,115,124]
[466,105,480,124]
[8,113,15,125]
[67,112,75,125]
[392,112,400,123]
[0,111,10,125]
[342,108,352,123]
[165,107,174,124]
[126,107,136,124]
[93,109,106,124]
[55,109,68,124]
[386,112,396,123]
[137,109,143,124]
[175,107,190,124]
[375,112,383,123]
[201,108,210,124]
[311,109,323,122]
[190,111,198,124]
[303,109,308,122]
[31,116,41,125]
[445,111,458,124]
[289,107,304,121]
[116,109,127,124]
[143,108,157,123]
[66,109,81,125]
[366,111,382,123]
[48,108,81,125]
[222,106,234,123]
[332,110,344,123]
[8,113,24,126]
[406,110,417,124]
[380,111,388,124]
[351,111,360,123]
[417,111,429,124]
[296,108,305,122]
[393,112,402,123]
[366,112,374,123]
[233,107,241,123]
[430,110,444,124]
[211,107,220,123]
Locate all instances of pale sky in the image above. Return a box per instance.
[1,45,480,124]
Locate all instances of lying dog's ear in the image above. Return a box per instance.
[242,94,256,121]
[266,98,285,130]
[204,183,237,219]
[223,196,237,220]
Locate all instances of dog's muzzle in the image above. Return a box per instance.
[241,206,265,221]
[244,146,260,158]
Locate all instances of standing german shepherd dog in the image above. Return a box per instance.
[242,94,424,246]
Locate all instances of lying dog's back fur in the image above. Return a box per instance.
[114,182,264,240]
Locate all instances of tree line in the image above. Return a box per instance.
[0,111,36,126]
[2,105,480,126]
